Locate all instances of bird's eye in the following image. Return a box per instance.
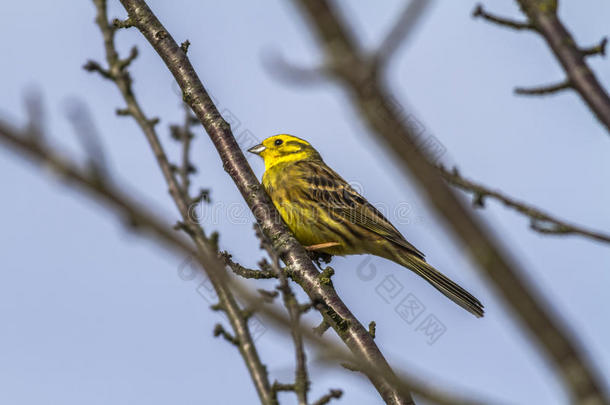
[274,139,283,146]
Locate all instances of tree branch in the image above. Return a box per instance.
[290,0,609,403]
[170,102,198,198]
[373,0,433,69]
[475,2,610,134]
[439,166,610,245]
[514,79,571,96]
[221,251,279,279]
[116,0,415,403]
[472,4,534,31]
[87,1,276,403]
[311,389,343,405]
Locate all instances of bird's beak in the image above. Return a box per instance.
[247,144,266,155]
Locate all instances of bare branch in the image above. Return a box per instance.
[290,0,610,403]
[472,4,534,31]
[170,102,198,197]
[477,1,610,134]
[64,99,109,179]
[0,119,194,256]
[374,0,434,68]
[213,324,240,346]
[116,1,417,403]
[24,89,46,140]
[87,1,276,403]
[312,389,343,405]
[220,251,278,279]
[313,319,331,337]
[514,79,571,96]
[271,381,296,394]
[258,289,279,303]
[261,49,328,85]
[581,37,607,57]
[440,166,610,244]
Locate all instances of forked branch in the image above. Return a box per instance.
[115,0,415,403]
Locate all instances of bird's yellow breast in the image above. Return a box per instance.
[262,161,354,255]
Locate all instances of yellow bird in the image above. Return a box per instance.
[248,134,484,317]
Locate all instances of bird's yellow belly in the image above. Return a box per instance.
[274,198,363,256]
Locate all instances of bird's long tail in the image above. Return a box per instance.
[393,251,484,318]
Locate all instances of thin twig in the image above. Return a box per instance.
[439,166,610,245]
[311,389,343,405]
[271,381,296,394]
[313,319,331,337]
[172,102,197,196]
[581,37,607,57]
[213,324,240,346]
[514,79,571,96]
[64,99,109,179]
[24,89,45,141]
[373,0,434,68]
[220,251,278,279]
[472,4,534,31]
[476,2,610,134]
[261,49,329,85]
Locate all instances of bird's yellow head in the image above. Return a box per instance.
[248,134,322,170]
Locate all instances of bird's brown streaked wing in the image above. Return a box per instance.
[295,160,425,259]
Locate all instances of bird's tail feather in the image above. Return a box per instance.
[394,252,484,318]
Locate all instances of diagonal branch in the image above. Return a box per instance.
[0,119,196,259]
[439,166,610,245]
[87,1,275,403]
[290,0,609,403]
[116,0,415,404]
[475,2,610,134]
[373,0,434,69]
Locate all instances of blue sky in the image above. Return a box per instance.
[1,1,609,404]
